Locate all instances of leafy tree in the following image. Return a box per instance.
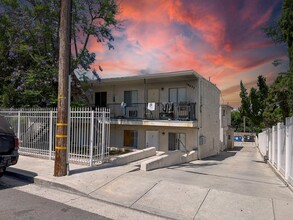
[263,74,293,126]
[0,0,60,107]
[238,76,269,132]
[231,110,243,132]
[239,81,250,117]
[231,109,256,132]
[0,0,121,108]
[279,0,293,71]
[263,0,293,71]
[262,0,293,125]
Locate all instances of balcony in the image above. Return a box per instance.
[107,102,197,127]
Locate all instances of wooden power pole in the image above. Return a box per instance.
[54,0,71,177]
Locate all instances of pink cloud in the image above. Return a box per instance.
[86,0,286,108]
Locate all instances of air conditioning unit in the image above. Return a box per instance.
[127,107,138,118]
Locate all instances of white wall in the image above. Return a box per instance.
[110,124,198,152]
[92,75,221,159]
[219,105,233,151]
[92,79,198,105]
[198,80,221,158]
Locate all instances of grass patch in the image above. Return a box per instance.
[109,148,132,156]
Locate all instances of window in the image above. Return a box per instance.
[168,133,186,151]
[169,88,186,103]
[124,130,138,148]
[223,109,226,116]
[95,92,107,107]
[124,90,138,107]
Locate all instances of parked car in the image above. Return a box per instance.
[243,135,255,142]
[234,136,242,142]
[0,116,19,177]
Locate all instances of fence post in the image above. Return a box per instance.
[89,110,94,167]
[285,117,290,180]
[17,110,21,139]
[49,111,53,160]
[264,130,268,158]
[272,126,276,165]
[66,107,71,172]
[277,122,282,170]
[101,110,106,162]
[268,128,272,161]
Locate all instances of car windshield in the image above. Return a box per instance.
[0,116,15,135]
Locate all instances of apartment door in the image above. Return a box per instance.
[124,130,138,148]
[146,131,159,150]
[147,89,159,102]
[168,133,186,151]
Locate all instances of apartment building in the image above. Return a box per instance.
[87,70,221,159]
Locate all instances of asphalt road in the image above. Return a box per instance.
[0,176,110,220]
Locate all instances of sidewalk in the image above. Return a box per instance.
[6,145,293,220]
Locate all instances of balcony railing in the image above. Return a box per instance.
[107,102,196,121]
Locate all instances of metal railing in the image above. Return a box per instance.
[258,116,293,186]
[0,108,110,166]
[107,102,196,121]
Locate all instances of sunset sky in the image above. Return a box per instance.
[89,0,289,108]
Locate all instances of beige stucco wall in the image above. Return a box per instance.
[110,124,198,152]
[91,79,198,106]
[226,128,234,149]
[220,105,232,129]
[198,80,221,158]
[90,73,221,159]
[219,105,234,151]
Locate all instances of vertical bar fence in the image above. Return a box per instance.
[258,116,293,186]
[0,108,110,166]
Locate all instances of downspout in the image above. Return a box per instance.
[197,78,201,159]
[144,79,147,117]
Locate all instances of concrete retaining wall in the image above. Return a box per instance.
[111,147,156,166]
[141,150,197,171]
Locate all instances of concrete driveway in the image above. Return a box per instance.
[92,145,293,219]
[7,145,293,220]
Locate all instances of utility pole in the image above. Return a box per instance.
[54,0,71,177]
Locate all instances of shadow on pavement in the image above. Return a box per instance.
[202,151,237,161]
[1,167,37,190]
[251,160,266,164]
[168,148,242,170]
[229,146,243,152]
[69,162,116,175]
[169,162,220,170]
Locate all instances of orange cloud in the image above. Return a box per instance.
[86,0,286,108]
[167,2,225,49]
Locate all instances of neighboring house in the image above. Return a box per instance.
[87,70,221,159]
[219,104,234,150]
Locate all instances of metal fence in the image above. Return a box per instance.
[107,102,197,121]
[258,116,293,186]
[0,108,110,166]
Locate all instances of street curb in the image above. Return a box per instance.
[5,168,35,183]
[5,168,173,220]
[5,168,88,197]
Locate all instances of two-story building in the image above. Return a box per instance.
[219,104,234,150]
[85,70,221,159]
